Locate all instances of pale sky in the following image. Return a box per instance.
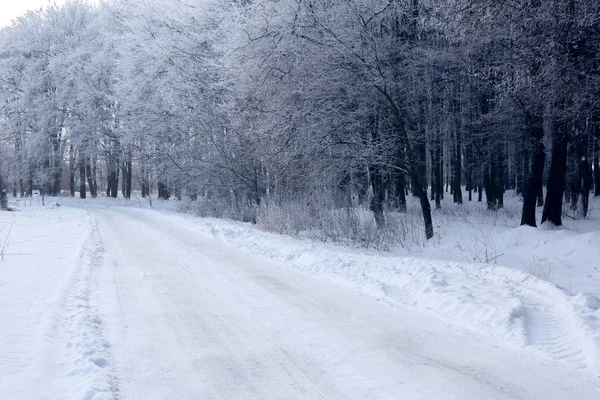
[0,0,69,27]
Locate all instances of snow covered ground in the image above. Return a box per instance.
[422,193,600,297]
[1,194,599,399]
[0,202,115,399]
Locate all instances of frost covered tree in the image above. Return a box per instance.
[1,0,598,239]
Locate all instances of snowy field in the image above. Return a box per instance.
[0,193,599,399]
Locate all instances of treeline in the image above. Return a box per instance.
[0,0,599,239]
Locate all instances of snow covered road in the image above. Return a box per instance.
[89,208,599,400]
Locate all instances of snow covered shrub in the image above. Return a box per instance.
[189,195,257,223]
[527,256,553,281]
[432,199,521,228]
[255,192,426,250]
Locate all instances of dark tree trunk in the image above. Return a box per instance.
[369,111,385,227]
[453,129,463,204]
[79,153,87,199]
[465,144,473,202]
[440,157,444,200]
[91,159,98,197]
[51,143,62,197]
[412,142,427,197]
[85,161,94,198]
[517,138,530,197]
[521,116,545,227]
[581,160,592,218]
[141,170,148,198]
[52,169,61,197]
[593,133,600,197]
[435,144,442,209]
[484,149,505,210]
[394,169,407,213]
[384,85,433,239]
[567,141,580,211]
[430,148,435,201]
[369,165,385,228]
[594,155,600,197]
[28,168,33,197]
[542,121,569,226]
[484,164,495,210]
[121,153,132,200]
[0,189,6,210]
[412,169,434,240]
[125,159,132,200]
[121,162,127,197]
[577,131,592,218]
[69,145,75,197]
[449,147,454,196]
[537,183,544,206]
[111,167,119,199]
[158,182,170,200]
[140,164,149,198]
[0,162,6,209]
[495,150,505,208]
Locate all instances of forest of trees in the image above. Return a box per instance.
[0,0,599,242]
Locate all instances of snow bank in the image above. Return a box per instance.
[143,210,600,376]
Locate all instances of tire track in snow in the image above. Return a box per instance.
[524,306,584,360]
[48,218,120,400]
[520,292,598,373]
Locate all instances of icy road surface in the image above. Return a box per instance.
[85,208,598,400]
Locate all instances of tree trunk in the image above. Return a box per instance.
[69,145,75,197]
[91,159,98,197]
[484,164,495,210]
[465,144,473,202]
[435,144,442,208]
[393,163,407,213]
[369,164,385,228]
[521,116,545,227]
[158,182,170,200]
[594,155,600,197]
[440,156,444,200]
[541,121,569,226]
[537,183,544,206]
[125,159,132,200]
[430,148,435,201]
[412,169,434,240]
[382,86,433,239]
[141,167,148,198]
[79,152,87,199]
[593,132,600,197]
[412,142,427,197]
[111,167,119,198]
[453,128,463,204]
[567,140,580,211]
[28,168,33,197]
[495,149,505,208]
[581,159,592,218]
[85,164,93,198]
[577,131,592,218]
[121,162,127,197]
[0,161,6,209]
